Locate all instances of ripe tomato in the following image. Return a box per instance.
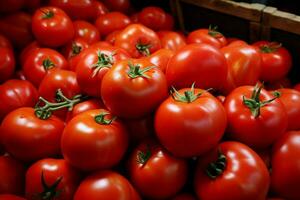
[22,48,68,87]
[115,24,161,58]
[0,47,15,83]
[73,20,100,45]
[76,45,130,97]
[74,171,141,200]
[172,194,197,200]
[0,195,26,200]
[102,0,131,13]
[157,31,186,51]
[128,140,188,199]
[95,12,131,37]
[32,6,74,47]
[19,41,40,66]
[0,34,12,49]
[0,154,25,195]
[0,79,38,121]
[155,85,227,157]
[271,131,300,200]
[105,30,121,45]
[224,85,288,149]
[93,1,109,17]
[146,48,174,73]
[166,43,227,90]
[25,158,81,200]
[61,109,128,171]
[101,59,168,118]
[195,141,270,200]
[253,41,292,82]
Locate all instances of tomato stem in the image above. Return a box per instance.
[127,62,156,79]
[41,10,54,19]
[208,25,223,38]
[171,83,211,103]
[136,145,151,166]
[206,150,227,179]
[71,42,82,57]
[259,42,282,53]
[136,42,152,56]
[92,51,114,77]
[42,58,55,70]
[94,112,116,125]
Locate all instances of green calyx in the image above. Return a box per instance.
[136,145,151,166]
[42,58,55,70]
[94,112,116,125]
[71,42,82,56]
[127,62,156,79]
[260,42,282,53]
[92,51,114,77]
[136,41,152,56]
[171,83,209,103]
[208,25,223,38]
[41,10,54,19]
[206,150,227,179]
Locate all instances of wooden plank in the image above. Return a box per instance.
[269,10,300,35]
[261,6,277,40]
[174,0,186,33]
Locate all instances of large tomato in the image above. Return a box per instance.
[166,43,227,90]
[0,195,26,200]
[25,158,81,200]
[155,85,227,157]
[93,1,109,17]
[224,85,288,149]
[105,30,121,45]
[157,31,186,51]
[73,20,100,45]
[19,41,40,66]
[146,48,174,73]
[32,6,74,47]
[101,59,168,118]
[0,47,15,83]
[128,140,188,199]
[115,24,161,58]
[194,141,270,200]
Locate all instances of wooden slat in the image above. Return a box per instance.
[269,10,300,35]
[261,6,277,40]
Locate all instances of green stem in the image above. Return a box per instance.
[136,145,151,166]
[171,83,211,103]
[94,112,116,125]
[208,25,223,38]
[260,42,282,53]
[92,51,114,77]
[41,10,54,19]
[206,151,227,179]
[42,58,55,70]
[127,62,156,79]
[71,42,82,56]
[136,41,152,56]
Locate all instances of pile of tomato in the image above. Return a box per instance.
[1,0,300,200]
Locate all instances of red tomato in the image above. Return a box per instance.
[102,0,131,13]
[61,109,128,171]
[265,77,291,90]
[166,43,227,90]
[128,140,188,199]
[0,0,24,13]
[146,48,174,73]
[157,31,186,51]
[0,34,12,49]
[22,48,68,87]
[115,24,161,58]
[172,194,197,200]
[271,131,300,200]
[187,26,227,48]
[25,158,81,200]
[0,47,15,83]
[0,154,25,195]
[74,171,141,200]
[195,141,270,200]
[0,79,38,121]
[95,12,131,37]
[0,195,26,200]
[1,107,65,161]
[294,83,300,91]
[19,41,40,66]
[93,1,109,17]
[155,86,227,157]
[224,85,288,149]
[101,59,168,118]
[253,41,292,82]
[105,30,121,45]
[32,6,74,47]
[73,20,100,45]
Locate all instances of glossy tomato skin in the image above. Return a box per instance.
[0,154,25,195]
[0,79,38,121]
[128,140,188,199]
[146,48,174,73]
[166,43,227,90]
[172,193,197,200]
[105,30,121,45]
[102,0,131,13]
[1,107,65,162]
[294,83,300,91]
[157,31,186,52]
[0,47,15,83]
[25,158,81,200]
[73,20,100,45]
[155,88,227,157]
[115,24,161,58]
[224,86,288,149]
[93,1,109,17]
[187,28,227,48]
[32,6,74,47]
[0,34,12,49]
[271,131,300,200]
[195,142,270,200]
[101,59,168,119]
[0,195,26,200]
[19,41,40,66]
[61,109,128,171]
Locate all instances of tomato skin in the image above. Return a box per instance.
[25,158,81,200]
[0,195,26,200]
[19,41,40,66]
[73,20,100,45]
[128,140,188,199]
[155,88,227,158]
[166,43,227,90]
[187,28,227,48]
[172,194,197,200]
[145,48,174,73]
[115,24,161,58]
[0,34,12,49]
[0,154,25,195]
[1,107,65,162]
[0,0,24,13]
[0,47,15,83]
[271,131,300,200]
[93,1,109,17]
[265,77,291,90]
[157,31,186,51]
[105,30,121,45]
[32,6,74,47]
[224,85,288,149]
[195,141,270,200]
[102,0,131,13]
[95,12,131,37]
[0,79,38,121]
[61,109,128,171]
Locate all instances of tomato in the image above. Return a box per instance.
[0,154,25,195]
[105,30,121,45]
[138,7,174,31]
[146,48,174,73]
[0,47,15,83]
[0,0,24,13]
[217,95,226,104]
[0,195,26,200]
[294,83,300,91]
[19,41,40,66]
[95,12,131,37]
[187,26,227,48]
[195,141,270,200]
[32,6,74,47]
[74,171,141,200]
[253,41,292,82]
[22,48,68,87]
[166,43,227,90]
[224,85,288,149]
[0,34,12,49]
[101,59,168,118]
[115,24,161,58]
[25,158,81,200]
[271,131,300,200]
[172,194,197,200]
[265,77,291,90]
[61,109,128,171]
[102,0,131,13]
[221,43,261,94]
[0,107,65,161]
[128,140,188,199]
[155,85,227,157]
[93,1,109,17]
[0,79,38,121]
[157,31,186,51]
[73,20,100,45]
[76,45,130,97]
